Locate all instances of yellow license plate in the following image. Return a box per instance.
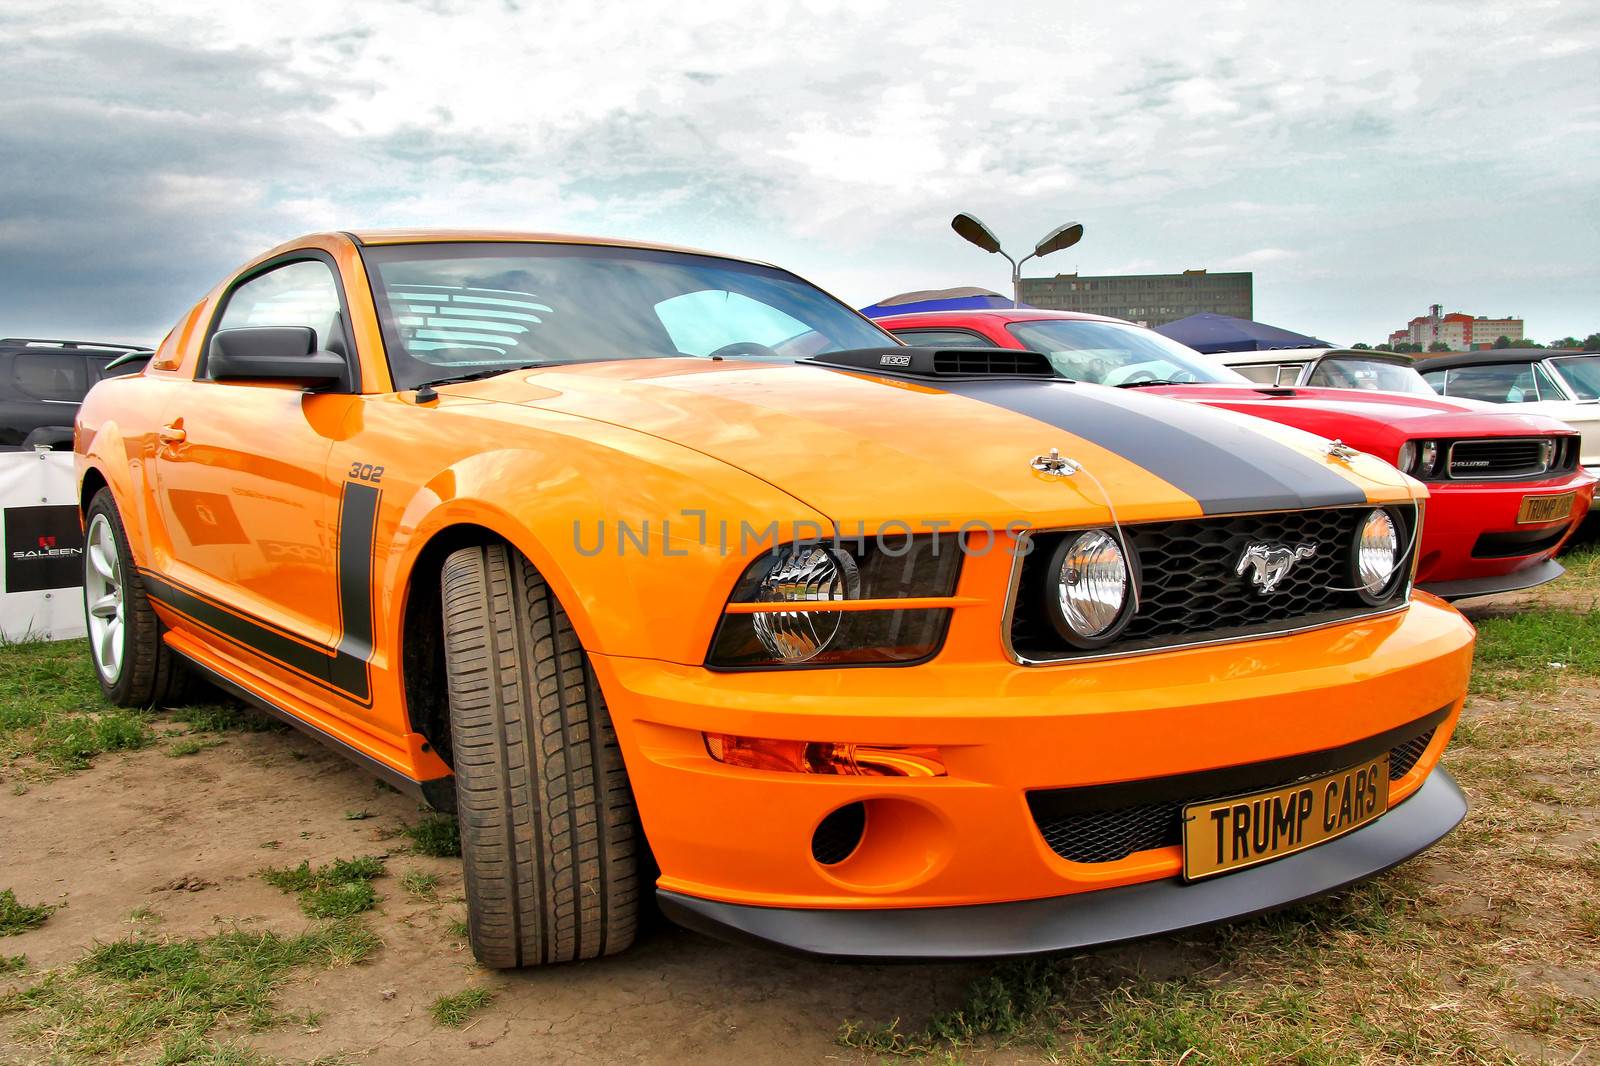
[1518,491,1576,524]
[1182,756,1390,881]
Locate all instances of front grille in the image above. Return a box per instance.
[931,349,1052,376]
[1009,506,1415,663]
[1445,438,1556,480]
[1029,717,1443,865]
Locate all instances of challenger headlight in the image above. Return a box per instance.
[1046,528,1136,647]
[1397,440,1439,478]
[1353,508,1401,602]
[707,535,961,668]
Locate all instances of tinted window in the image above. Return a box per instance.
[1005,319,1248,385]
[1444,363,1538,403]
[889,329,994,348]
[215,259,346,366]
[1421,369,1447,394]
[363,243,891,390]
[1549,355,1600,401]
[1305,357,1433,395]
[11,353,88,402]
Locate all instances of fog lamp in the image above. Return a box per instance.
[1047,528,1134,646]
[1355,508,1400,599]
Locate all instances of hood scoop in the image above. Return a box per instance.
[803,346,1055,380]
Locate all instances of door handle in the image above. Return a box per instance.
[159,422,187,445]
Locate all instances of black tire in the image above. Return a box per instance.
[440,542,640,967]
[83,488,189,708]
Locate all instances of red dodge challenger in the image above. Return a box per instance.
[878,309,1594,599]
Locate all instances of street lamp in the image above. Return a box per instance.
[950,213,1085,307]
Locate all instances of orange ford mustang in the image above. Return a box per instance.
[74,231,1475,967]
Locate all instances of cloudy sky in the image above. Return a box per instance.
[2,0,1596,347]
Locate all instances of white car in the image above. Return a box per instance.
[1213,348,1438,395]
[1416,350,1600,474]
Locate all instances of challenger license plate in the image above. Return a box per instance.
[1517,491,1576,525]
[1182,757,1390,881]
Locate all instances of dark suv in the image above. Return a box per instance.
[1,338,149,449]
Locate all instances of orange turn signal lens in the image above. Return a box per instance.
[702,734,945,777]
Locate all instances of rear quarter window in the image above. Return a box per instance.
[889,329,995,348]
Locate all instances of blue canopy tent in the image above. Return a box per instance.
[1154,313,1332,354]
[859,287,1022,319]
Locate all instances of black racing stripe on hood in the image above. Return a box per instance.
[945,380,1369,515]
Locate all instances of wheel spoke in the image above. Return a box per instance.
[90,593,119,619]
[89,541,116,581]
[99,618,119,670]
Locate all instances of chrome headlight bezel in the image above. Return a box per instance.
[1044,528,1139,649]
[1351,507,1404,605]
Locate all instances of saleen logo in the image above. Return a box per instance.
[10,546,82,562]
[1236,542,1316,594]
[1454,460,1491,468]
[879,353,913,367]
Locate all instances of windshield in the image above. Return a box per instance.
[1549,355,1600,401]
[1004,319,1247,385]
[1304,356,1434,395]
[362,242,892,390]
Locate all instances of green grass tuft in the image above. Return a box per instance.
[260,856,385,918]
[404,815,461,857]
[430,986,493,1027]
[0,953,26,974]
[0,889,55,936]
[401,870,440,901]
[169,703,287,734]
[1,919,380,1060]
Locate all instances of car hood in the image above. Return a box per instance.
[1150,384,1581,439]
[446,359,1413,527]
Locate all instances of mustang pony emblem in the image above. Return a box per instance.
[1236,542,1317,593]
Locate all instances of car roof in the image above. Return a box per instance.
[0,338,148,355]
[1415,348,1588,370]
[340,229,776,269]
[878,308,1131,326]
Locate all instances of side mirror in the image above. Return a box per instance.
[208,327,347,389]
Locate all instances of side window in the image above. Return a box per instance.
[1275,363,1307,386]
[1233,363,1278,384]
[211,259,348,377]
[654,290,815,358]
[12,353,88,402]
[890,329,994,348]
[1420,369,1447,394]
[1531,362,1564,401]
[1444,363,1537,403]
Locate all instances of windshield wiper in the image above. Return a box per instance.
[412,362,556,401]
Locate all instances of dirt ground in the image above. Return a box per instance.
[2,575,1597,1064]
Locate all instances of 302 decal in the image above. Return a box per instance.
[348,462,384,483]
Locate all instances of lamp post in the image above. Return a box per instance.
[950,213,1084,307]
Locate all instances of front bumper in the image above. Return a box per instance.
[1414,470,1594,595]
[660,767,1467,960]
[593,596,1474,915]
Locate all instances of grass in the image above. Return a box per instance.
[405,815,461,857]
[260,857,385,919]
[0,918,380,1062]
[400,870,440,902]
[166,737,224,758]
[430,987,493,1028]
[0,639,156,774]
[0,889,55,936]
[0,954,25,975]
[169,703,287,735]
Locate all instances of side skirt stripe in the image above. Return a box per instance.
[943,380,1369,515]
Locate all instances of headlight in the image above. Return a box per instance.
[1397,440,1438,478]
[707,535,961,668]
[1353,508,1401,602]
[749,545,859,663]
[1046,528,1136,647]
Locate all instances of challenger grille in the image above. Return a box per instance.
[1445,437,1564,480]
[1029,715,1443,865]
[1008,505,1416,663]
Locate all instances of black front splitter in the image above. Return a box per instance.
[657,768,1467,962]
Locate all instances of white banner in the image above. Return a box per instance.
[1,449,87,642]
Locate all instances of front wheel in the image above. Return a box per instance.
[440,542,641,968]
[82,489,188,707]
